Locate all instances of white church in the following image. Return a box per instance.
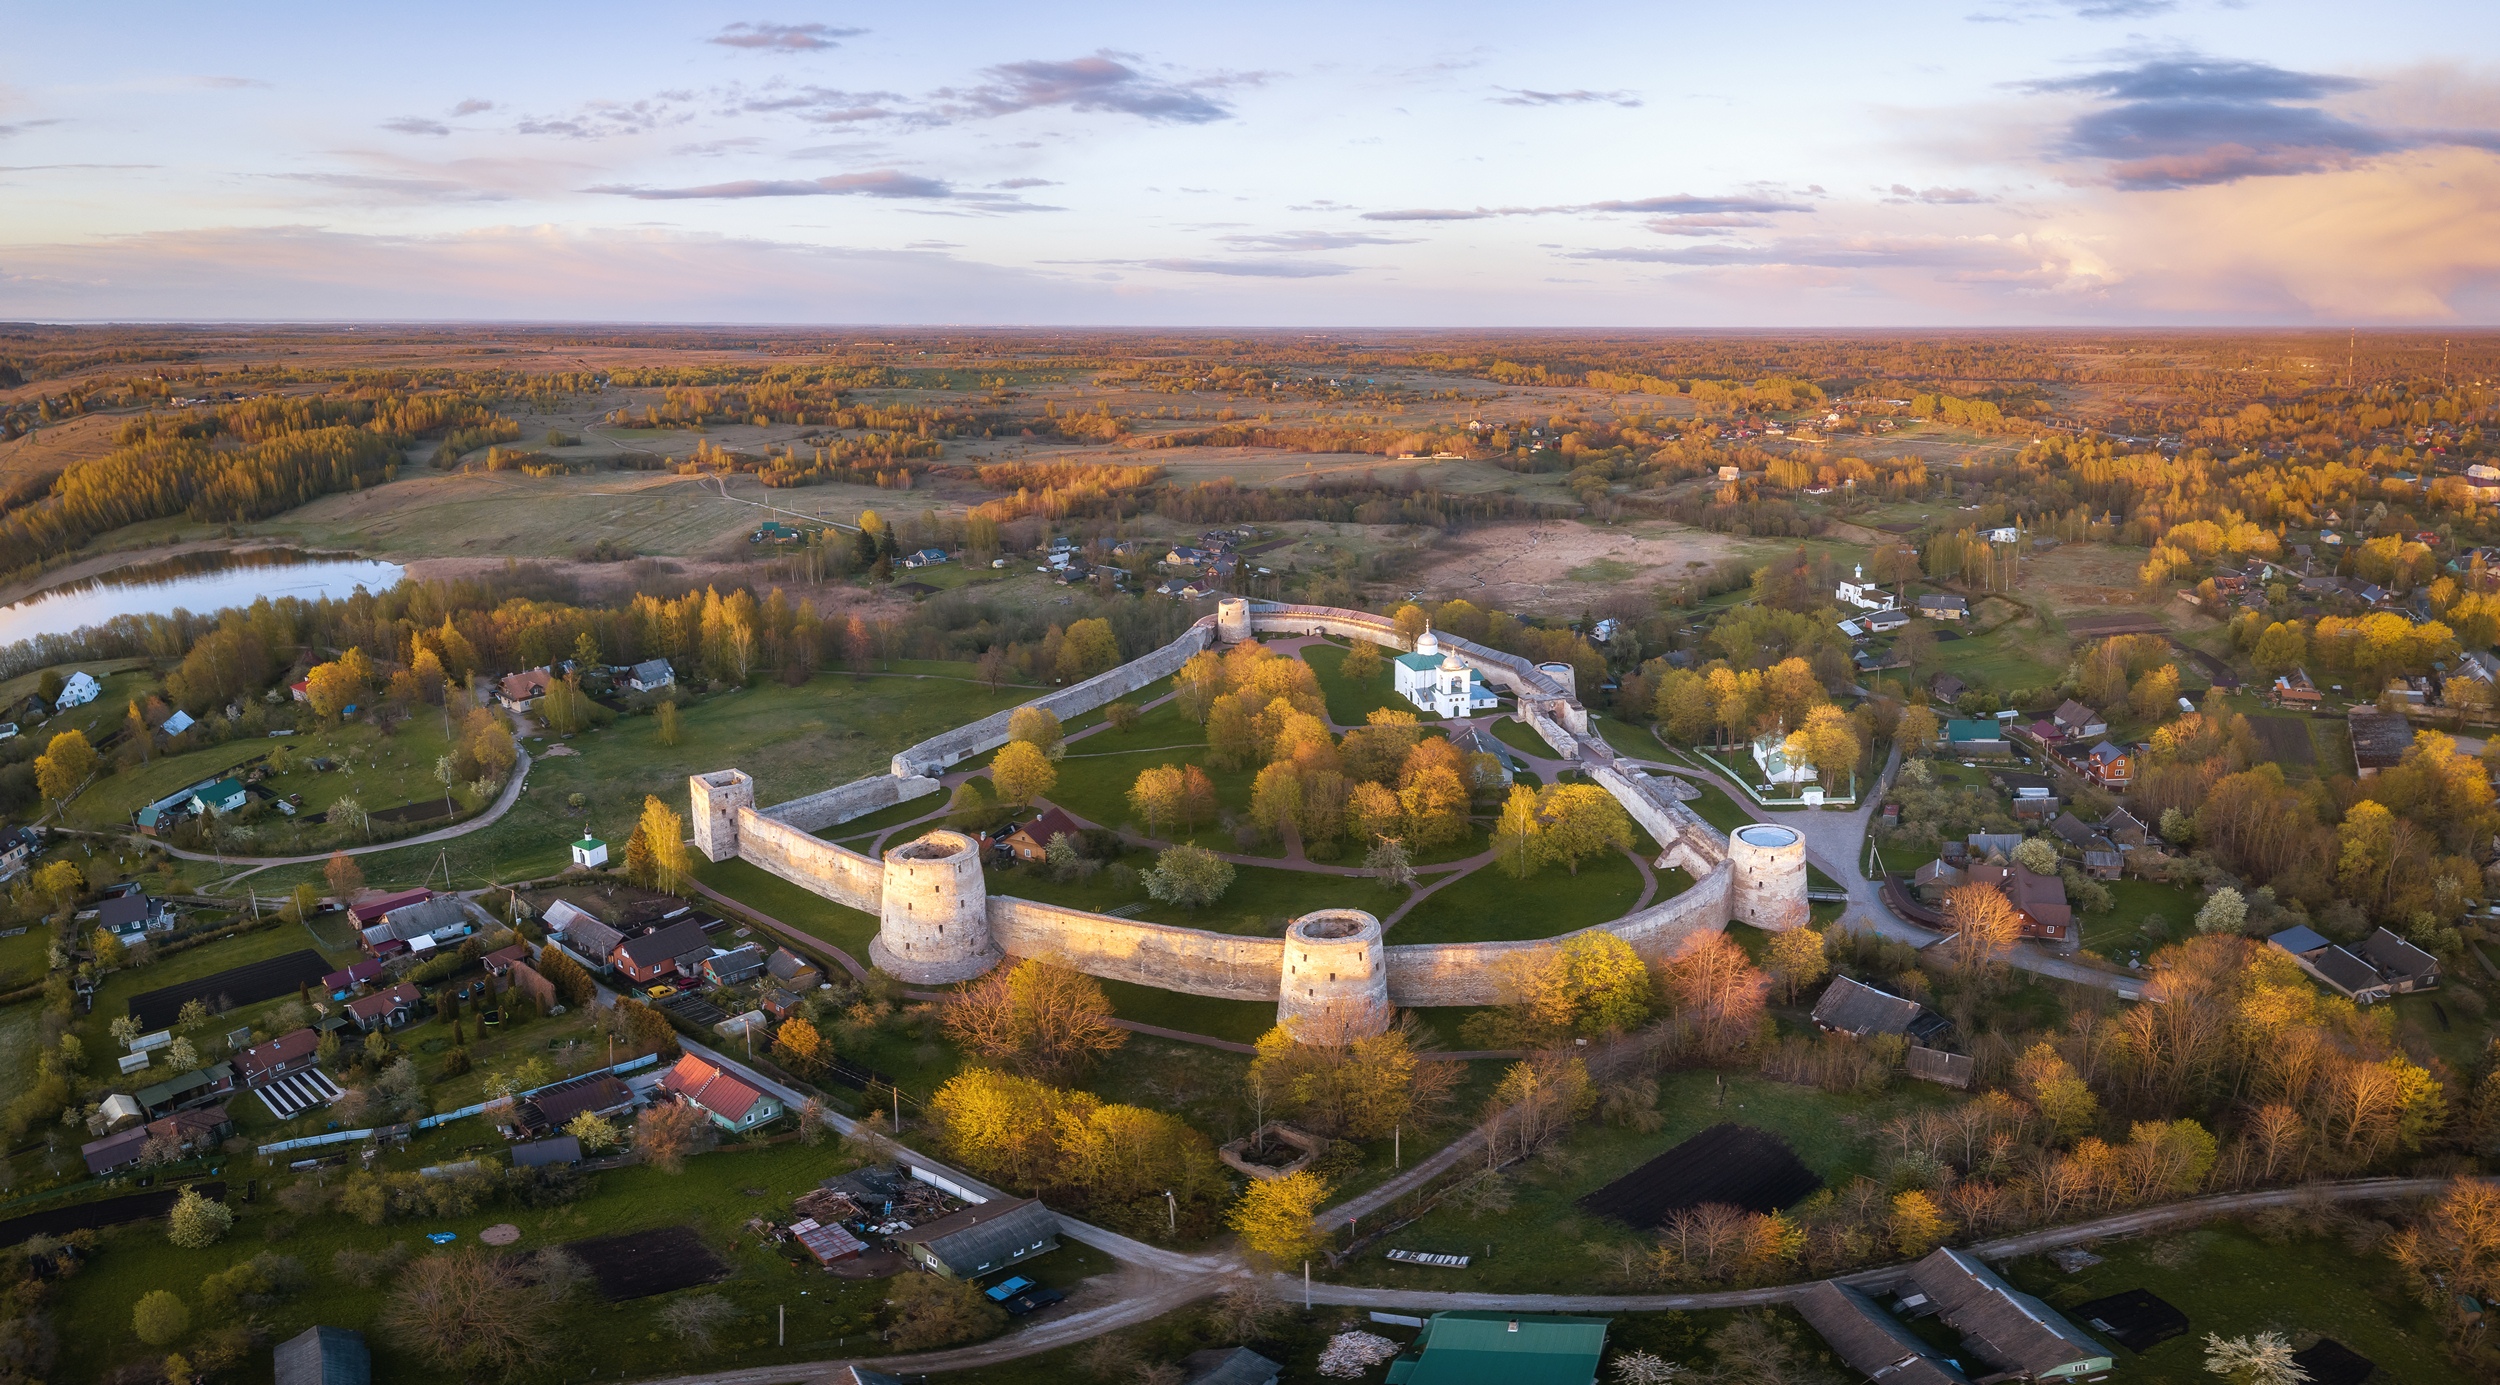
[1393,626,1501,718]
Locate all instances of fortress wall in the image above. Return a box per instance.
[735,808,885,912]
[1383,861,1735,1006]
[988,897,1287,1001]
[1246,602,1571,703]
[1523,705,1579,760]
[763,773,942,833]
[884,621,1216,779]
[1591,764,1730,873]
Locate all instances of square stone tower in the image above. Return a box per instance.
[689,770,754,863]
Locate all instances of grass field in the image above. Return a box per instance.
[695,856,880,959]
[2003,1220,2469,1384]
[2080,878,2202,960]
[1299,639,1415,727]
[242,664,1038,896]
[1391,850,1658,944]
[49,1137,1118,1385]
[988,854,1406,936]
[1588,713,1665,761]
[71,916,353,1095]
[1327,1069,1960,1290]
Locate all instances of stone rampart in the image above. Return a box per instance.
[1592,763,1728,875]
[763,772,942,833]
[1382,861,1734,1006]
[733,808,884,912]
[1246,602,1572,703]
[988,898,1288,1000]
[888,621,1216,778]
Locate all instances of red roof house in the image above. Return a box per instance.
[345,982,423,1032]
[349,888,433,926]
[233,1029,321,1089]
[657,1053,784,1133]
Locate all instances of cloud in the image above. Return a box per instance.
[2065,0,2176,15]
[451,99,495,116]
[197,76,272,90]
[727,85,908,124]
[1218,230,1418,251]
[708,22,865,53]
[2024,56,2500,189]
[1491,88,1641,108]
[1363,193,1812,222]
[991,177,1057,189]
[1135,258,1353,277]
[270,172,510,203]
[939,53,1234,123]
[589,169,955,200]
[0,225,1112,322]
[382,117,451,137]
[1882,184,1992,203]
[1644,214,1775,234]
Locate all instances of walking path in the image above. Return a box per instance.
[625,1168,2476,1384]
[98,744,538,876]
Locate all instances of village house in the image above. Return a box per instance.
[1000,806,1085,864]
[348,888,432,927]
[511,1072,636,1139]
[1810,975,1952,1046]
[2271,667,2323,709]
[274,1325,369,1385]
[54,670,100,711]
[345,982,423,1032]
[1862,607,1910,634]
[612,918,714,985]
[2048,812,2124,880]
[482,943,530,977]
[2081,740,2133,789]
[133,1063,236,1118]
[233,1030,321,1090]
[2101,805,2150,848]
[1796,1281,1973,1385]
[625,658,675,693]
[1928,672,1967,704]
[189,778,247,816]
[359,894,474,957]
[1943,719,2011,757]
[1966,861,2076,947]
[2050,700,2106,741]
[2269,925,2439,1004]
[889,1196,1062,1279]
[97,893,175,942]
[1915,594,1970,622]
[80,1102,236,1176]
[0,826,38,883]
[497,669,553,712]
[901,547,950,569]
[657,1052,783,1132]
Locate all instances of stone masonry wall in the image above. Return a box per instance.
[988,897,1288,1000]
[764,772,943,833]
[1383,861,1734,1006]
[734,808,884,912]
[888,621,1216,778]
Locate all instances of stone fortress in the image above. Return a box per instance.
[691,599,1810,1043]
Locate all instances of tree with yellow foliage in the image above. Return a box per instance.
[1538,783,1636,874]
[990,740,1056,807]
[303,647,376,720]
[1889,1190,1953,1258]
[635,795,688,895]
[33,729,96,807]
[1226,1171,1331,1267]
[1493,784,1543,878]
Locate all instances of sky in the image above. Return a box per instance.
[3,0,2498,326]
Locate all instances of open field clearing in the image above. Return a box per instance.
[1419,519,1764,611]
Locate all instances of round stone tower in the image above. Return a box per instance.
[1727,822,1810,931]
[1275,909,1391,1041]
[1216,596,1253,644]
[1537,660,1576,699]
[870,831,1000,984]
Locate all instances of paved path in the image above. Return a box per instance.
[1651,737,2148,999]
[112,745,537,874]
[619,1168,2474,1384]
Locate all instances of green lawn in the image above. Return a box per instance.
[1094,977,1278,1045]
[2080,878,2201,959]
[1677,776,1758,835]
[1326,1069,1961,1290]
[694,856,879,960]
[820,790,949,847]
[240,665,1040,895]
[50,1137,1119,1385]
[1588,713,1666,762]
[1391,850,1658,944]
[1922,624,2066,691]
[1490,716,1555,760]
[1299,640,1416,727]
[989,855,1406,936]
[72,916,354,1093]
[2003,1221,2469,1384]
[0,924,51,991]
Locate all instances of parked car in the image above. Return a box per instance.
[645,984,677,1000]
[983,1277,1063,1315]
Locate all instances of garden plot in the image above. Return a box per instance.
[2072,1288,2189,1352]
[127,949,334,1029]
[1576,1123,1822,1227]
[569,1224,732,1301]
[255,1067,344,1121]
[0,1182,225,1247]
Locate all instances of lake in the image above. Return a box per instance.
[0,548,405,646]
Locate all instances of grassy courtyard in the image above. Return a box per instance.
[1391,850,1665,944]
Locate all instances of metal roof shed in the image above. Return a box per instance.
[1794,1281,1973,1385]
[889,1197,1060,1279]
[274,1325,371,1385]
[1384,1310,1610,1385]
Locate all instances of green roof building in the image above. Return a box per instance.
[1386,1311,1610,1385]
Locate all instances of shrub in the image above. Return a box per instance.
[132,1289,189,1346]
[166,1188,233,1250]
